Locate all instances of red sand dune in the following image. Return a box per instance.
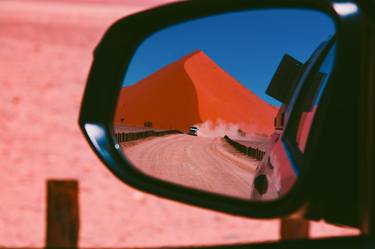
[114,50,278,135]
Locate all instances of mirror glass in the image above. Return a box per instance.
[113,9,336,201]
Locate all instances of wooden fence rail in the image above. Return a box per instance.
[114,130,182,144]
[42,179,308,248]
[224,135,266,161]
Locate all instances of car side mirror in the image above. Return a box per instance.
[79,0,366,226]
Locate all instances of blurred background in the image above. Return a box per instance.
[0,0,358,248]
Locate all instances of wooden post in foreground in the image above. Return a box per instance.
[281,217,309,240]
[46,180,79,248]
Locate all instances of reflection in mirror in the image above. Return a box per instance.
[112,9,336,201]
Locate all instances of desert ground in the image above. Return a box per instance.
[0,0,359,248]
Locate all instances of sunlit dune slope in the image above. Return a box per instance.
[114,50,278,135]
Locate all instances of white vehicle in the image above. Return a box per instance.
[187,126,198,136]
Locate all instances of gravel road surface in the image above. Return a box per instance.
[124,135,258,199]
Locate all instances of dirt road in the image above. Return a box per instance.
[124,135,258,199]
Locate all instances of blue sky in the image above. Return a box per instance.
[122,9,335,106]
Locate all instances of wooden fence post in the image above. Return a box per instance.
[46,180,79,248]
[281,217,309,240]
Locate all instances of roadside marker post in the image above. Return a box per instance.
[46,180,79,248]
